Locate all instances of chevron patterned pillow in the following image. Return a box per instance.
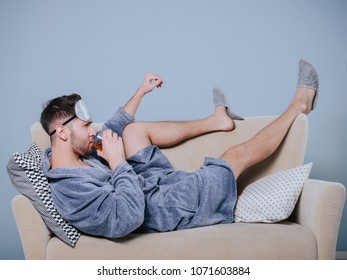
[7,142,80,247]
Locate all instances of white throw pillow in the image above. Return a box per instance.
[234,162,312,223]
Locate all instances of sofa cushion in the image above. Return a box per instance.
[45,222,317,259]
[7,142,80,247]
[234,163,312,223]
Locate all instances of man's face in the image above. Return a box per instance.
[69,119,96,157]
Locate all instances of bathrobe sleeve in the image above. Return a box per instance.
[102,107,134,136]
[49,161,145,238]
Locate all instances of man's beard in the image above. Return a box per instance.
[70,133,93,158]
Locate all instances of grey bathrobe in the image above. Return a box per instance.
[42,108,237,238]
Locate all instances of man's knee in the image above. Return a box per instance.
[123,122,145,139]
[123,122,152,158]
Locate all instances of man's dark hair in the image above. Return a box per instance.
[40,93,81,135]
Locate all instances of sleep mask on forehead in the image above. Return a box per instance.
[75,99,92,122]
[49,99,92,136]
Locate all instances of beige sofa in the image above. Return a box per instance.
[11,114,345,259]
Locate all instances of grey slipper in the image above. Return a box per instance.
[297,59,319,110]
[213,87,244,120]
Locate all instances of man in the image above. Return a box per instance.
[41,60,318,238]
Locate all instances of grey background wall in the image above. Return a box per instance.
[1,0,346,259]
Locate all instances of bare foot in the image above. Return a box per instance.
[295,87,317,115]
[211,106,235,131]
[297,87,316,115]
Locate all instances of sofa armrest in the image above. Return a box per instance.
[293,179,346,259]
[11,195,52,259]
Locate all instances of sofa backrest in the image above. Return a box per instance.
[31,113,308,190]
[161,114,308,190]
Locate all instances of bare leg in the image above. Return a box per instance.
[221,87,316,178]
[123,106,235,158]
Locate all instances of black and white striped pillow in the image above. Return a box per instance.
[7,142,80,247]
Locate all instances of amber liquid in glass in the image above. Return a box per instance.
[94,142,102,152]
[93,133,103,152]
